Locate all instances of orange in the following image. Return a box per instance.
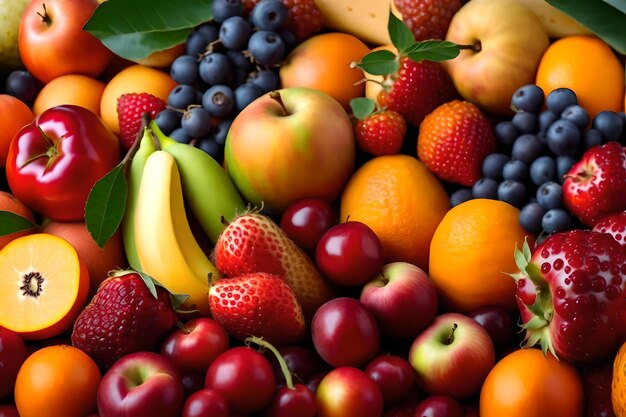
[0,95,34,167]
[100,64,177,134]
[279,32,371,109]
[0,233,89,340]
[612,340,626,415]
[14,344,101,417]
[536,35,624,118]
[32,74,106,116]
[429,198,531,312]
[480,348,584,417]
[340,154,450,271]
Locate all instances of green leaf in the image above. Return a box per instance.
[84,0,213,60]
[547,0,626,54]
[85,163,128,249]
[604,0,626,14]
[354,50,398,76]
[513,246,528,275]
[387,7,414,52]
[349,97,377,120]
[137,271,159,299]
[0,211,37,237]
[406,40,461,62]
[522,237,531,262]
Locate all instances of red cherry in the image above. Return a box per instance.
[413,395,464,417]
[365,355,416,406]
[280,198,337,254]
[182,389,229,417]
[268,345,326,386]
[266,384,318,417]
[467,306,516,351]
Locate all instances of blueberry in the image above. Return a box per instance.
[497,180,528,208]
[538,110,558,134]
[482,153,509,180]
[202,85,235,118]
[199,52,233,86]
[155,109,182,136]
[511,84,544,113]
[219,16,252,50]
[250,0,289,31]
[529,156,556,186]
[546,88,578,115]
[511,111,538,134]
[248,30,286,66]
[583,129,603,150]
[542,209,572,234]
[502,160,529,181]
[471,178,499,200]
[450,188,473,207]
[167,84,202,110]
[227,50,253,71]
[170,128,192,144]
[560,105,589,129]
[196,137,224,162]
[519,202,546,234]
[494,121,519,146]
[212,0,243,23]
[213,118,233,145]
[536,181,563,210]
[230,68,249,89]
[6,70,37,102]
[170,55,199,85]
[182,107,212,138]
[248,69,279,92]
[185,29,215,57]
[556,156,576,183]
[545,119,580,156]
[278,28,297,50]
[234,82,265,112]
[511,134,543,164]
[593,110,624,141]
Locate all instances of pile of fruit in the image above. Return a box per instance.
[0,0,625,416]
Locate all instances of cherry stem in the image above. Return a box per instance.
[37,3,52,26]
[445,323,458,345]
[245,336,295,389]
[269,91,290,116]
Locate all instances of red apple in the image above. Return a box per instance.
[360,262,438,340]
[97,351,185,417]
[409,313,495,400]
[316,366,383,417]
[18,0,113,83]
[182,389,229,417]
[0,327,28,399]
[160,318,230,374]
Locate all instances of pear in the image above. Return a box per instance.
[0,0,29,71]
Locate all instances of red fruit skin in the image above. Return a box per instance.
[593,210,626,249]
[581,359,616,417]
[378,57,457,127]
[266,384,318,417]
[0,327,28,399]
[355,110,407,156]
[394,0,463,41]
[279,198,337,255]
[117,93,166,151]
[563,142,626,227]
[71,273,178,369]
[515,230,626,363]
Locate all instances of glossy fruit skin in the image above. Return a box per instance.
[316,366,384,417]
[268,345,325,386]
[467,306,516,352]
[413,395,465,417]
[0,327,28,399]
[6,105,120,221]
[182,389,229,417]
[280,198,337,254]
[593,211,626,248]
[581,360,614,417]
[0,405,20,417]
[266,384,318,417]
[205,347,275,414]
[364,355,415,406]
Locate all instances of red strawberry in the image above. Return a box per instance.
[215,212,333,320]
[71,271,178,369]
[593,210,626,249]
[417,99,496,186]
[209,272,305,345]
[394,0,463,41]
[117,93,166,151]
[563,141,626,227]
[351,98,406,156]
[243,0,323,41]
[512,230,626,363]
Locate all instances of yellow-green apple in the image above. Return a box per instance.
[18,0,113,83]
[409,313,495,400]
[316,366,383,417]
[0,0,29,71]
[225,87,355,214]
[444,0,549,115]
[97,351,185,417]
[359,262,438,340]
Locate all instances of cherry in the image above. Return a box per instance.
[306,371,328,394]
[467,305,516,351]
[315,221,384,286]
[365,355,416,406]
[181,372,205,397]
[280,198,337,254]
[182,389,229,417]
[268,345,326,386]
[413,395,464,417]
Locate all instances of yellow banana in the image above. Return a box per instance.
[134,150,219,315]
[512,0,591,38]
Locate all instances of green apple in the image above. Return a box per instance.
[0,0,29,71]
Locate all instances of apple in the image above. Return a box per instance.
[97,351,185,417]
[0,326,28,399]
[360,262,438,340]
[182,389,229,417]
[0,0,29,71]
[316,366,383,417]
[444,0,549,115]
[225,87,355,213]
[18,0,113,83]
[409,313,495,400]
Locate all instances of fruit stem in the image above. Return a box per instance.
[245,336,295,389]
[220,216,230,227]
[445,323,458,345]
[37,3,52,26]
[122,113,152,176]
[458,41,481,53]
[269,91,290,116]
[379,272,389,286]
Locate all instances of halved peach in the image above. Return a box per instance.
[0,233,90,340]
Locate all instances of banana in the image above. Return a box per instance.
[512,0,591,38]
[134,150,220,315]
[150,121,246,243]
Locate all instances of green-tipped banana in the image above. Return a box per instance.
[151,121,246,243]
[122,127,156,270]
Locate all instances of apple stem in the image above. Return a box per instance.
[379,272,389,286]
[445,323,458,345]
[269,91,290,116]
[458,41,481,53]
[37,3,52,26]
[245,336,295,389]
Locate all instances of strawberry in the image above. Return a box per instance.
[71,271,178,369]
[593,210,626,249]
[350,97,406,156]
[417,100,496,186]
[394,0,463,41]
[563,141,626,227]
[209,272,305,345]
[117,93,166,151]
[512,230,626,363]
[215,212,333,320]
[243,0,323,41]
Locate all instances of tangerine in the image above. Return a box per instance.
[33,74,106,116]
[0,95,33,167]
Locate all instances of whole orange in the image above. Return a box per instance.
[14,345,101,417]
[0,95,34,167]
[33,74,106,116]
[279,32,370,109]
[536,35,624,118]
[429,198,532,312]
[612,340,626,415]
[480,348,584,417]
[340,154,450,271]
